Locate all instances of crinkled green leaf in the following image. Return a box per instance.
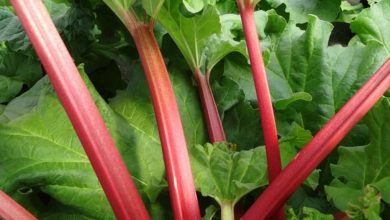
[338,1,364,23]
[0,46,43,103]
[267,15,389,132]
[326,97,390,214]
[159,0,246,75]
[0,71,116,218]
[190,142,267,204]
[351,0,390,52]
[0,1,70,51]
[266,0,341,23]
[0,8,30,51]
[0,67,167,219]
[328,41,389,110]
[287,207,333,220]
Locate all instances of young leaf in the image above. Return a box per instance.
[325,97,390,213]
[190,142,268,204]
[182,0,205,13]
[158,2,220,69]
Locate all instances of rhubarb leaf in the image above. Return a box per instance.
[0,67,166,218]
[325,97,390,214]
[287,207,333,220]
[265,0,341,23]
[0,47,43,103]
[0,7,30,51]
[0,74,116,218]
[266,15,389,132]
[190,142,267,204]
[110,62,207,149]
[158,3,220,69]
[182,0,205,13]
[222,101,263,149]
[0,1,70,52]
[0,75,22,103]
[351,0,390,52]
[142,0,164,18]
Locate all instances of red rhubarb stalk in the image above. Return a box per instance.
[195,69,226,142]
[242,58,390,220]
[0,191,37,220]
[132,24,201,220]
[237,1,282,182]
[236,1,283,219]
[10,1,149,219]
[102,3,201,218]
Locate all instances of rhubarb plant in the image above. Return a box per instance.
[0,0,390,219]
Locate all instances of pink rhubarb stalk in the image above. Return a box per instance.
[131,24,201,220]
[104,3,201,218]
[242,59,390,220]
[10,1,149,219]
[0,191,37,220]
[237,1,283,219]
[195,69,226,142]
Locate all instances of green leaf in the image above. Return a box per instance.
[0,72,114,218]
[0,75,22,103]
[202,205,218,220]
[279,123,319,190]
[183,0,205,13]
[328,41,389,110]
[266,15,389,132]
[0,1,70,51]
[110,62,207,149]
[0,46,43,103]
[0,67,166,218]
[266,0,341,23]
[287,207,333,220]
[158,3,221,69]
[325,97,390,215]
[190,142,267,204]
[351,0,390,52]
[142,0,164,18]
[222,101,263,149]
[0,7,30,51]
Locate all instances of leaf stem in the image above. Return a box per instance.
[237,3,284,219]
[242,59,390,219]
[194,68,226,142]
[10,1,150,219]
[131,24,201,220]
[221,201,235,220]
[0,191,37,220]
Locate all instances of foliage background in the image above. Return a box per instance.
[0,0,389,219]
